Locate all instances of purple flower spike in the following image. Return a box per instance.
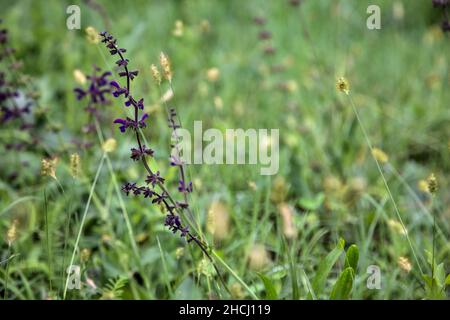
[139,113,148,128]
[145,171,165,187]
[113,118,129,133]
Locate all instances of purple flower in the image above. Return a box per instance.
[113,117,133,133]
[116,58,129,67]
[119,70,138,80]
[121,182,136,196]
[125,95,144,109]
[74,88,86,100]
[169,154,184,166]
[133,186,145,196]
[110,81,128,97]
[178,180,193,193]
[138,113,148,128]
[131,145,154,161]
[145,171,165,187]
[143,187,154,198]
[432,0,449,8]
[130,148,142,161]
[152,191,168,204]
[99,31,203,246]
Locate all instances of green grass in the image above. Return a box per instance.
[0,0,449,299]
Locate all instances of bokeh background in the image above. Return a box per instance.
[0,0,449,299]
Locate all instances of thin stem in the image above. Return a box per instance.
[43,189,53,293]
[63,153,105,299]
[347,94,423,275]
[3,246,11,299]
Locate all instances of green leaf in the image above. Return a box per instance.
[445,274,450,286]
[435,263,445,287]
[422,274,446,299]
[344,244,359,271]
[330,267,354,300]
[298,193,325,211]
[257,273,278,300]
[308,238,345,299]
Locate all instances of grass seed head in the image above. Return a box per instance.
[73,69,86,84]
[172,20,184,37]
[206,200,230,242]
[41,157,58,179]
[336,76,350,95]
[85,26,100,44]
[371,147,389,163]
[7,219,19,246]
[427,173,438,194]
[70,153,80,178]
[398,256,412,273]
[150,64,162,85]
[159,52,172,82]
[206,67,220,82]
[102,138,117,153]
[248,244,271,271]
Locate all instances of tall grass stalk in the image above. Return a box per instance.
[63,153,106,299]
[347,94,423,275]
[43,189,53,293]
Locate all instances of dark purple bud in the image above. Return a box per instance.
[145,171,165,187]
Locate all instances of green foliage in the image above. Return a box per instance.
[344,244,359,272]
[308,238,345,299]
[330,267,354,300]
[257,273,278,300]
[100,276,128,300]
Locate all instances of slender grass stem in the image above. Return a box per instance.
[3,247,11,300]
[347,94,423,275]
[63,153,106,299]
[212,250,258,300]
[43,189,53,293]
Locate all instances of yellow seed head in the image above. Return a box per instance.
[172,20,184,37]
[7,219,19,246]
[196,258,215,278]
[159,52,172,82]
[278,203,297,239]
[85,26,100,44]
[248,244,271,271]
[70,153,80,178]
[387,219,408,235]
[150,64,162,85]
[102,138,117,153]
[175,247,184,259]
[397,256,412,273]
[206,67,220,82]
[213,96,223,110]
[371,147,389,163]
[336,76,350,94]
[73,69,87,85]
[270,176,288,204]
[286,79,298,93]
[230,283,245,299]
[417,180,429,193]
[206,201,230,241]
[427,173,438,194]
[200,20,211,33]
[80,248,91,263]
[41,157,58,179]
